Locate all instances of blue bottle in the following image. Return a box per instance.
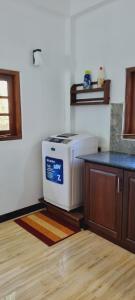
[83,70,92,89]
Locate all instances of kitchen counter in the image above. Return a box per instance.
[79,151,135,171]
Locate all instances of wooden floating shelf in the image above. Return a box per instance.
[70,80,111,106]
[71,87,104,94]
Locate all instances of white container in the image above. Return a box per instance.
[42,133,98,211]
[97,66,105,88]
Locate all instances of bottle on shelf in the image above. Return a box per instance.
[97,66,105,88]
[83,70,92,89]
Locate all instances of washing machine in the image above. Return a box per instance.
[42,133,98,211]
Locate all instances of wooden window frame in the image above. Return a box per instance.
[0,69,22,141]
[124,67,135,139]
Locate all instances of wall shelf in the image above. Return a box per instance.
[70,80,111,106]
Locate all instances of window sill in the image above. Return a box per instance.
[122,134,135,140]
[0,134,22,141]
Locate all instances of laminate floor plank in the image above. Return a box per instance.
[0,217,135,300]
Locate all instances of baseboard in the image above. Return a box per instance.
[38,197,46,204]
[0,203,44,223]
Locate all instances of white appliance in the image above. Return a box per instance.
[42,133,98,211]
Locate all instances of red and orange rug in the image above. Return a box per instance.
[15,210,80,246]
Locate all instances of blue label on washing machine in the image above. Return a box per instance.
[46,157,63,184]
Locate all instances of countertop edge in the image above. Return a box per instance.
[78,151,135,172]
[81,158,135,171]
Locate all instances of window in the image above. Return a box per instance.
[0,69,22,140]
[124,67,135,139]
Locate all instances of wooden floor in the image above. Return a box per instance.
[0,214,135,300]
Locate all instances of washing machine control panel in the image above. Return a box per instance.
[45,137,71,144]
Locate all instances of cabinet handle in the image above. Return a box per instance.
[117,177,120,193]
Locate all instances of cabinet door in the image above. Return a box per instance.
[122,171,135,252]
[85,163,123,241]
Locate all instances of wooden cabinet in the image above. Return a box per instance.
[84,163,135,253]
[122,171,135,252]
[85,163,123,243]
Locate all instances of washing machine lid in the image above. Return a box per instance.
[45,132,95,143]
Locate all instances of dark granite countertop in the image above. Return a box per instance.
[78,151,135,171]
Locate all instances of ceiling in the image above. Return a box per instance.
[28,0,70,16]
[70,0,107,16]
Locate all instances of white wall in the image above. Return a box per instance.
[2,0,135,215]
[0,0,66,215]
[71,0,135,150]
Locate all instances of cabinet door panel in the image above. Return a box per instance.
[85,163,123,241]
[90,169,117,230]
[123,171,135,250]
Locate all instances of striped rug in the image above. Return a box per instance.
[15,210,80,246]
